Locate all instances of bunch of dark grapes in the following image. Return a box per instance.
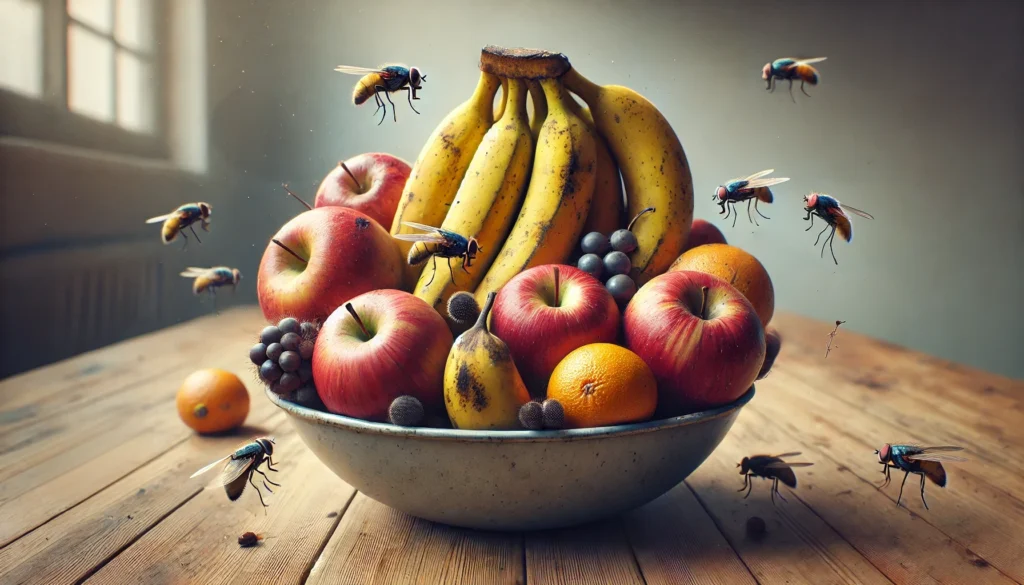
[576,207,656,308]
[249,317,324,409]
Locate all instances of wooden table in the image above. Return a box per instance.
[1,306,1021,585]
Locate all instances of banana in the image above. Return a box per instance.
[494,77,508,120]
[526,79,547,141]
[565,96,625,238]
[472,77,597,307]
[412,78,534,322]
[391,71,501,289]
[562,67,694,286]
[444,292,531,430]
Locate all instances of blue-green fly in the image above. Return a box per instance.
[334,63,426,125]
[714,169,790,227]
[145,202,212,249]
[190,437,280,509]
[875,443,966,510]
[392,221,480,287]
[762,57,827,102]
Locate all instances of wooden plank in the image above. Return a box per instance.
[753,368,1024,582]
[685,410,894,585]
[0,411,287,585]
[525,519,645,585]
[84,426,356,585]
[623,482,758,585]
[307,493,523,585]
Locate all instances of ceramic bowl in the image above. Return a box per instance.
[266,386,755,531]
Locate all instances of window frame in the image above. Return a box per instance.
[0,0,170,160]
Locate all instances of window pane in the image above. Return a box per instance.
[116,49,153,133]
[68,23,114,122]
[0,0,43,97]
[67,0,112,33]
[115,0,152,53]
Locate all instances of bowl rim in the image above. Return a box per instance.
[265,386,755,443]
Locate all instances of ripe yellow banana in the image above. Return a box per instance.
[473,77,597,307]
[444,292,531,430]
[526,79,547,141]
[391,71,501,288]
[562,67,694,285]
[412,78,534,322]
[565,96,625,237]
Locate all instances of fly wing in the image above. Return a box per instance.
[744,177,790,189]
[795,57,828,65]
[834,214,854,242]
[145,214,172,224]
[741,169,775,182]
[393,233,448,244]
[905,446,966,463]
[401,221,443,233]
[917,460,948,487]
[840,203,875,220]
[211,456,257,488]
[334,65,384,75]
[189,453,232,479]
[179,267,210,277]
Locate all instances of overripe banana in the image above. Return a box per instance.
[391,71,501,288]
[565,95,625,238]
[412,78,534,322]
[562,67,694,285]
[444,292,531,430]
[526,79,547,141]
[472,77,597,307]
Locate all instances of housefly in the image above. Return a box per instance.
[392,221,480,287]
[803,193,874,265]
[145,202,212,249]
[714,169,790,227]
[180,266,241,314]
[190,437,280,509]
[762,57,827,102]
[875,443,966,510]
[738,452,814,504]
[334,63,426,125]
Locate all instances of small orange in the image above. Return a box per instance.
[176,368,250,434]
[668,243,775,327]
[546,343,658,429]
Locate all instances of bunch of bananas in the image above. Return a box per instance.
[390,46,695,330]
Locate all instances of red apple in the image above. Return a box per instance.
[490,264,620,396]
[683,219,727,251]
[314,153,411,229]
[757,327,782,380]
[312,289,452,421]
[624,270,765,414]
[257,206,403,324]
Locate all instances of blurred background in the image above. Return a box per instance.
[1,0,1021,380]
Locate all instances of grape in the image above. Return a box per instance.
[279,350,301,372]
[293,385,322,408]
[278,372,301,393]
[580,232,610,255]
[249,343,267,366]
[280,332,301,351]
[606,274,637,304]
[610,229,638,253]
[298,363,314,383]
[542,399,564,430]
[299,340,315,361]
[518,401,544,430]
[388,395,425,427]
[260,325,282,345]
[278,317,301,335]
[266,342,283,362]
[576,254,604,280]
[603,251,632,277]
[260,360,282,382]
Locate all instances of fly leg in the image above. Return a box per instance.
[747,199,759,226]
[266,456,278,471]
[372,90,384,119]
[731,202,739,228]
[461,254,471,274]
[741,474,754,499]
[373,85,389,125]
[425,252,438,286]
[402,87,421,115]
[880,463,892,488]
[755,199,771,220]
[804,212,815,231]
[249,474,269,509]
[722,201,732,221]
[787,79,796,104]
[447,256,456,284]
[801,80,812,97]
[814,222,830,247]
[254,467,282,487]
[896,471,910,508]
[179,230,190,251]
[738,473,749,493]
[826,226,839,265]
[919,473,930,510]
[189,225,203,244]
[381,88,398,122]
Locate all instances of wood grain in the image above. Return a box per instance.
[526,519,645,585]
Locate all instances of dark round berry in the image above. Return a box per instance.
[542,399,565,430]
[293,384,322,408]
[447,291,480,326]
[277,317,300,335]
[279,350,301,372]
[576,253,604,280]
[300,321,319,339]
[260,325,283,345]
[278,372,301,393]
[266,342,283,362]
[260,359,282,382]
[580,232,610,255]
[388,395,425,427]
[610,229,638,254]
[298,363,313,383]
[602,251,632,277]
[249,343,267,366]
[280,332,301,351]
[299,340,315,361]
[518,401,544,430]
[606,274,637,304]
[746,516,767,539]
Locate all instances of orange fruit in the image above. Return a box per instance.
[176,368,250,434]
[546,343,657,429]
[668,243,775,326]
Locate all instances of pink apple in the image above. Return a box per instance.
[757,327,782,380]
[312,289,452,421]
[491,264,620,396]
[624,270,765,414]
[683,219,727,251]
[257,206,403,324]
[314,153,411,229]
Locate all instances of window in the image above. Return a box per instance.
[0,0,167,158]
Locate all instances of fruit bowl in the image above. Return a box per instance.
[266,385,754,531]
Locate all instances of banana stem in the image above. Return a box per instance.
[339,161,363,192]
[561,67,602,103]
[272,239,307,264]
[538,78,569,113]
[472,71,502,120]
[699,286,709,320]
[504,78,528,121]
[627,206,656,231]
[281,184,312,210]
[475,291,497,332]
[345,302,371,338]
[553,266,560,307]
[494,77,509,120]
[527,79,547,137]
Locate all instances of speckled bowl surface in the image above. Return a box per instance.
[267,386,754,531]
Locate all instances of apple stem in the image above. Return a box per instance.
[627,206,656,232]
[271,238,308,264]
[345,302,371,338]
[339,161,363,192]
[553,266,560,307]
[475,292,496,332]
[699,286,709,320]
[281,183,312,210]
